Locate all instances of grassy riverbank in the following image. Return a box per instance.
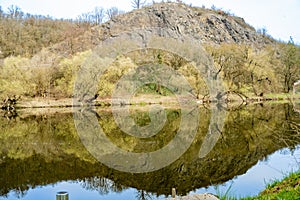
[246,171,300,200]
[219,170,300,200]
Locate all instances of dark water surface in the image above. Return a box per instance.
[1,103,300,200]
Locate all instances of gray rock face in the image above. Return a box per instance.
[92,2,274,47]
[48,2,275,58]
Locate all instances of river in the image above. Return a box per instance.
[1,102,300,199]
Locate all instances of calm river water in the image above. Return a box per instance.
[1,102,300,200]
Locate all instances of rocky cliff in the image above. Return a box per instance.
[49,2,275,57]
[100,3,272,44]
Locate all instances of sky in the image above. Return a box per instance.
[0,0,299,44]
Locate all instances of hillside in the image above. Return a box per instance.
[50,2,275,56]
[0,12,90,59]
[0,2,299,101]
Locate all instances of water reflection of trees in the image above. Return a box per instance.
[81,178,153,200]
[136,190,152,200]
[81,176,126,195]
[1,103,300,198]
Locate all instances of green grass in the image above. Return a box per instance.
[134,83,175,96]
[246,171,300,200]
[217,171,300,200]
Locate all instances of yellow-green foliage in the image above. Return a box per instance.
[54,50,92,97]
[0,42,299,100]
[0,50,92,99]
[128,49,208,97]
[97,56,138,97]
[0,55,56,98]
[205,43,294,95]
[0,56,32,98]
[178,64,208,98]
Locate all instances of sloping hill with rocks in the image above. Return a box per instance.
[49,2,275,57]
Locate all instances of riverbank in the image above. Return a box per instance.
[242,170,300,200]
[13,95,179,109]
[167,170,300,200]
[5,93,300,109]
[241,170,300,200]
[211,170,300,200]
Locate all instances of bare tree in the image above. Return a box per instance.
[76,6,105,25]
[0,6,3,18]
[7,5,22,19]
[131,0,147,9]
[106,7,123,20]
[93,7,105,24]
[77,12,91,23]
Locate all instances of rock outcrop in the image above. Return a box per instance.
[49,2,275,57]
[97,3,272,45]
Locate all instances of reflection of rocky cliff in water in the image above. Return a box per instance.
[0,103,300,197]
